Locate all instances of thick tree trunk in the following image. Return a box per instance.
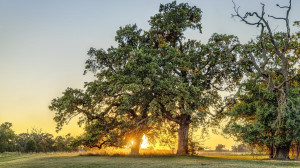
[274,145,290,160]
[267,144,274,159]
[177,122,189,155]
[272,89,290,160]
[295,143,300,160]
[130,133,143,155]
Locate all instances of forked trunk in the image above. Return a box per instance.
[130,133,143,155]
[177,122,189,155]
[274,145,290,160]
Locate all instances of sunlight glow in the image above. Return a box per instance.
[141,135,149,149]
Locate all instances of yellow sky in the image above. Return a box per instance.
[0,78,235,149]
[1,115,235,150]
[204,130,235,150]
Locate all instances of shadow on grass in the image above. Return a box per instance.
[78,153,233,160]
[78,153,300,162]
[1,153,299,168]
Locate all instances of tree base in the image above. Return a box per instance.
[274,146,290,160]
[130,151,140,155]
[176,122,189,155]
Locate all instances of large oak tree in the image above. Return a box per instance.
[49,1,241,155]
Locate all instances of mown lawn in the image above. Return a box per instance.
[0,153,300,168]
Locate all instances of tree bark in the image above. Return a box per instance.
[177,122,189,155]
[267,144,274,159]
[274,144,290,160]
[130,133,143,155]
[295,143,299,160]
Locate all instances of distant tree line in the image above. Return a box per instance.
[231,144,251,153]
[215,144,226,152]
[0,122,77,153]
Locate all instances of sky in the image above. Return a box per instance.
[0,0,299,149]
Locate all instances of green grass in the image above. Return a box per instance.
[0,153,299,168]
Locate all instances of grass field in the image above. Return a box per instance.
[1,153,300,168]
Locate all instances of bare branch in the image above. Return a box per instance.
[227,84,243,110]
[276,3,290,9]
[274,73,299,90]
[136,118,147,127]
[158,102,181,124]
[269,0,292,53]
[259,25,270,70]
[245,47,265,76]
[204,110,216,117]
[216,84,244,115]
[284,0,292,53]
[95,140,108,149]
[101,102,121,117]
[268,15,285,20]
[232,1,263,26]
[232,0,288,63]
[65,113,79,124]
[164,112,181,124]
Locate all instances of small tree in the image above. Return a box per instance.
[54,134,77,152]
[15,133,29,152]
[215,144,225,152]
[30,128,55,152]
[0,122,15,153]
[231,145,238,152]
[232,144,250,152]
[25,139,37,153]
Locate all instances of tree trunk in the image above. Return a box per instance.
[267,144,274,159]
[130,133,143,155]
[274,145,290,160]
[295,143,299,160]
[272,89,290,160]
[177,122,189,155]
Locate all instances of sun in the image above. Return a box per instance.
[140,135,149,149]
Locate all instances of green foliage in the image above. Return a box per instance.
[0,124,77,153]
[231,144,250,152]
[0,122,15,153]
[15,133,29,152]
[25,139,37,153]
[54,134,77,152]
[30,128,56,153]
[49,1,242,154]
[224,74,300,156]
[224,0,299,159]
[149,1,202,44]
